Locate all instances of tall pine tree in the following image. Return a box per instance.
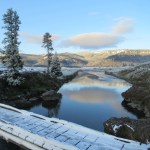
[42,33,53,74]
[51,53,62,78]
[1,8,23,86]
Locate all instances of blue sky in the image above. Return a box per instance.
[0,0,150,54]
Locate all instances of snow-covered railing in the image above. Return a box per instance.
[0,103,149,150]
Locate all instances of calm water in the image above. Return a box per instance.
[29,71,137,131]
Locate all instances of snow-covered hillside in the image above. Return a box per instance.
[8,50,150,67]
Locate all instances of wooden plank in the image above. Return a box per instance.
[55,126,69,134]
[46,132,60,139]
[37,128,53,136]
[84,135,98,143]
[0,104,148,150]
[55,135,69,142]
[66,138,80,145]
[76,141,91,150]
[87,145,101,150]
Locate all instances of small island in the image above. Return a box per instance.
[0,9,77,109]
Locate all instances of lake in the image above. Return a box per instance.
[29,71,137,131]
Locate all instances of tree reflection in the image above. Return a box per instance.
[42,99,61,118]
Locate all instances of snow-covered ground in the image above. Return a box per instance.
[0,66,130,76]
[62,66,130,72]
[0,67,77,76]
[113,62,150,80]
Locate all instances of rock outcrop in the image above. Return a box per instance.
[42,90,62,107]
[106,63,150,118]
[104,117,150,143]
[104,62,150,143]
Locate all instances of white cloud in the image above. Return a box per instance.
[60,17,134,49]
[61,33,124,49]
[113,18,134,34]
[20,32,60,44]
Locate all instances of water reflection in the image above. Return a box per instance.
[61,72,131,100]
[30,100,61,118]
[62,71,130,91]
[30,71,136,131]
[63,88,119,103]
[47,101,61,117]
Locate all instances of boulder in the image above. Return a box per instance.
[104,117,150,143]
[42,90,62,101]
[28,97,41,103]
[42,90,56,98]
[14,99,33,109]
[42,93,62,107]
[122,84,150,118]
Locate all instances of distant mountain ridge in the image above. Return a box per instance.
[15,49,150,67]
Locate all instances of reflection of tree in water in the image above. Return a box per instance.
[43,100,61,118]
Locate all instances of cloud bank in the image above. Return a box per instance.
[20,32,60,44]
[60,17,134,49]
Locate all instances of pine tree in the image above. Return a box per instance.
[42,33,53,74]
[51,53,62,78]
[1,8,24,86]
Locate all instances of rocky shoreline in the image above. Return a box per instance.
[104,64,150,143]
[104,117,150,143]
[0,71,78,109]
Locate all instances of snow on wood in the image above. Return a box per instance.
[0,104,149,150]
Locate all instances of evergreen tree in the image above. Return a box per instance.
[42,33,53,74]
[1,8,24,86]
[51,53,62,78]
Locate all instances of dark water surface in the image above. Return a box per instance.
[29,71,137,131]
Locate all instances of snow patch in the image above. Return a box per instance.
[113,124,134,134]
[125,124,134,131]
[113,124,122,133]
